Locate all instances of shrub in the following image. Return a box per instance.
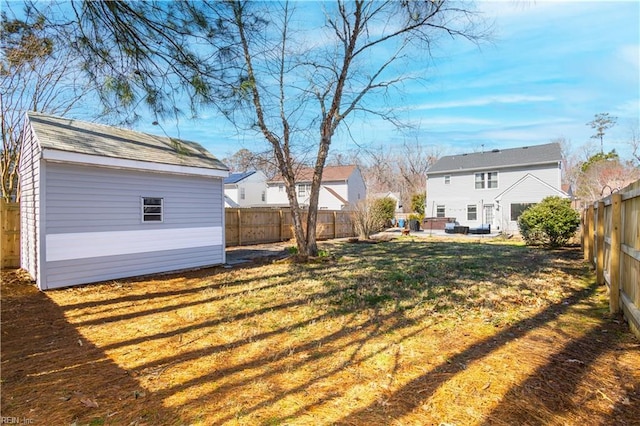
[351,197,395,239]
[373,197,396,224]
[517,196,580,247]
[411,193,426,220]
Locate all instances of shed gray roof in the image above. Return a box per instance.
[426,142,561,174]
[27,112,228,171]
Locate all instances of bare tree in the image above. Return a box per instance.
[575,157,640,203]
[1,5,92,201]
[205,0,486,257]
[628,124,640,165]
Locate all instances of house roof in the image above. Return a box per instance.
[224,171,255,184]
[269,165,357,183]
[27,111,228,172]
[323,186,349,205]
[426,142,561,175]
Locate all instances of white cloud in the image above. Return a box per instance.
[413,94,555,111]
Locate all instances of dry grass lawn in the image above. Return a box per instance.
[1,236,639,425]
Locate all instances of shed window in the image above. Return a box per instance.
[142,197,163,222]
[444,175,451,184]
[436,205,445,218]
[467,205,477,221]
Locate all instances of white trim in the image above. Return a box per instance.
[46,226,223,262]
[41,149,229,178]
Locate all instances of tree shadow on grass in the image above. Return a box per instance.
[0,271,184,425]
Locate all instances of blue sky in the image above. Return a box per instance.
[123,1,640,162]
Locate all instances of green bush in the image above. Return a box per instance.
[517,196,580,247]
[411,193,426,220]
[372,197,396,224]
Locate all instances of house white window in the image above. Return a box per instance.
[488,172,498,188]
[261,191,266,202]
[142,197,163,222]
[444,175,451,184]
[240,187,246,200]
[436,205,445,218]
[511,203,534,221]
[467,205,477,221]
[278,184,284,192]
[475,172,498,189]
[298,183,311,197]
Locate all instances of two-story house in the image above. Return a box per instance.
[224,170,268,207]
[426,142,568,233]
[266,165,366,210]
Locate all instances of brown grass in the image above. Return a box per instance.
[1,237,638,425]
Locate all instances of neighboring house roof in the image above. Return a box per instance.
[494,173,568,201]
[323,186,348,205]
[224,195,240,208]
[426,142,561,174]
[269,165,357,183]
[224,171,256,184]
[27,111,228,172]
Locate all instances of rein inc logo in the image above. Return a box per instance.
[0,417,34,424]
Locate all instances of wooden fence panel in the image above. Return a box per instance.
[584,180,640,339]
[225,207,354,247]
[1,201,20,269]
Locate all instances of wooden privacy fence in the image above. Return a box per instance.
[582,180,640,339]
[1,204,355,268]
[225,207,355,246]
[1,201,20,269]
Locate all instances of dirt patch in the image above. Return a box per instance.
[2,240,638,425]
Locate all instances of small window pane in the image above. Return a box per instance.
[488,172,498,189]
[142,197,163,222]
[436,205,445,218]
[467,205,477,221]
[444,175,451,184]
[475,173,484,189]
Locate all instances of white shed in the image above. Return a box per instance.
[18,112,229,290]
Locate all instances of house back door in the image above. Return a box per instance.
[483,204,494,226]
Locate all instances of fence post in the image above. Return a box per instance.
[581,209,588,261]
[609,194,622,313]
[596,201,605,285]
[237,209,242,246]
[333,211,337,239]
[279,209,284,242]
[586,204,594,264]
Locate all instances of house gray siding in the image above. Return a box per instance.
[18,120,41,282]
[40,162,224,289]
[45,246,223,289]
[45,163,222,232]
